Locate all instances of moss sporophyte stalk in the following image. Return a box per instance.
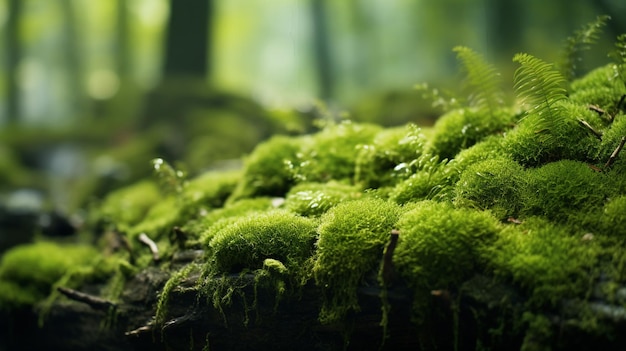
[3,19,626,350]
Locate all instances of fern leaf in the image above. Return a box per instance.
[453,46,504,115]
[610,33,626,85]
[513,53,567,125]
[559,15,610,81]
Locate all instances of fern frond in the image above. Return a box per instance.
[453,46,504,115]
[559,15,610,81]
[610,33,626,85]
[513,53,568,126]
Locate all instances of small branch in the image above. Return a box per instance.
[139,233,160,261]
[57,286,116,312]
[588,104,606,116]
[381,229,400,286]
[578,119,603,140]
[125,322,154,337]
[605,136,626,170]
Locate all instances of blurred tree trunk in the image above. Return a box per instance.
[6,0,22,125]
[116,0,131,80]
[60,0,87,118]
[310,0,334,102]
[163,0,213,78]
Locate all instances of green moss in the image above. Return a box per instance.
[228,135,303,201]
[0,242,98,309]
[569,64,624,109]
[283,181,362,217]
[388,156,456,204]
[521,160,612,222]
[179,169,242,218]
[354,124,426,188]
[393,201,501,319]
[485,218,599,307]
[455,157,526,219]
[205,210,317,274]
[98,180,162,233]
[427,107,515,160]
[293,121,381,183]
[503,101,602,166]
[448,135,508,175]
[313,198,402,323]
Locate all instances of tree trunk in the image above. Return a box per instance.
[163,0,213,78]
[310,0,334,102]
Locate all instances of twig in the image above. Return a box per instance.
[381,229,400,286]
[578,118,603,140]
[605,136,626,169]
[125,321,154,336]
[139,233,160,261]
[588,104,606,115]
[57,286,116,311]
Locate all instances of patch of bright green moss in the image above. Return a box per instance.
[0,242,99,310]
[228,135,303,201]
[292,121,381,183]
[205,210,317,274]
[313,198,402,323]
[393,201,501,319]
[283,181,362,217]
[426,107,516,160]
[354,124,426,188]
[485,217,600,307]
[569,64,625,109]
[388,155,456,204]
[455,157,526,219]
[503,101,602,166]
[97,180,162,233]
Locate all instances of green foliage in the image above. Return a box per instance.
[205,210,317,274]
[152,158,187,196]
[284,181,362,217]
[97,180,162,233]
[569,64,624,110]
[292,121,382,183]
[521,160,612,222]
[453,46,504,114]
[486,218,600,307]
[194,198,274,243]
[389,155,456,204]
[455,157,526,219]
[178,169,242,217]
[228,135,303,201]
[0,242,98,310]
[313,198,402,323]
[354,124,426,188]
[558,15,610,82]
[612,33,626,85]
[448,135,508,175]
[427,107,515,160]
[394,201,501,319]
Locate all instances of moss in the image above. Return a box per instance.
[354,124,426,188]
[521,160,612,222]
[448,134,508,175]
[178,169,242,218]
[205,210,317,274]
[228,135,303,201]
[0,242,99,310]
[283,181,362,217]
[569,64,625,110]
[503,101,602,166]
[455,157,526,219]
[393,201,501,319]
[426,107,516,160]
[293,121,381,183]
[97,180,162,233]
[388,156,456,204]
[596,114,626,167]
[485,217,600,307]
[313,198,402,323]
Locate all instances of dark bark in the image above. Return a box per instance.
[163,0,213,78]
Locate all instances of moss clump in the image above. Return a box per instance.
[486,218,600,307]
[455,157,526,219]
[179,169,242,216]
[388,156,456,204]
[97,180,162,233]
[569,64,625,109]
[293,121,381,183]
[0,242,98,310]
[393,201,501,318]
[313,198,402,323]
[283,181,362,217]
[522,160,612,222]
[205,210,317,274]
[426,107,515,160]
[228,135,303,201]
[354,124,426,188]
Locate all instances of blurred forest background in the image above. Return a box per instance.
[0,0,625,250]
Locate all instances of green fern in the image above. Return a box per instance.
[558,15,610,82]
[611,33,626,85]
[453,46,504,116]
[513,53,568,128]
